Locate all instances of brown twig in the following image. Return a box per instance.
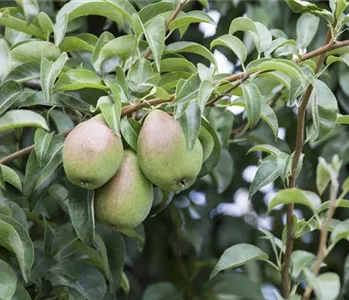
[206,73,250,106]
[281,30,333,298]
[143,0,188,59]
[302,177,339,300]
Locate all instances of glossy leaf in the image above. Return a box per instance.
[144,16,165,72]
[296,13,320,48]
[211,34,247,63]
[229,17,260,52]
[250,156,280,198]
[68,186,95,247]
[330,219,349,245]
[0,81,22,116]
[179,101,201,151]
[0,165,22,192]
[311,79,338,141]
[242,82,262,128]
[127,58,153,93]
[11,284,31,300]
[0,214,34,282]
[316,157,332,195]
[16,0,39,24]
[0,259,17,300]
[291,250,318,279]
[41,52,68,102]
[94,96,121,136]
[0,109,49,133]
[55,69,107,91]
[169,10,216,32]
[247,144,281,156]
[34,128,54,167]
[268,188,321,213]
[167,42,217,67]
[210,243,268,279]
[120,117,140,151]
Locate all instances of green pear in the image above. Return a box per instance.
[95,150,154,229]
[137,109,203,192]
[63,115,124,189]
[199,126,214,162]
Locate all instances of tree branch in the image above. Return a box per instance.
[281,30,333,298]
[302,177,339,300]
[143,0,188,59]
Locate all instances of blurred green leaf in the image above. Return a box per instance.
[127,58,153,93]
[169,10,215,32]
[179,102,201,151]
[210,243,268,279]
[242,82,262,128]
[304,270,340,300]
[286,0,334,23]
[34,128,54,167]
[0,165,22,192]
[94,96,121,137]
[120,117,140,151]
[212,148,234,194]
[229,17,260,53]
[316,157,332,195]
[0,259,17,300]
[0,214,34,282]
[16,0,39,24]
[142,282,181,300]
[330,219,349,246]
[11,284,31,300]
[291,250,318,280]
[211,34,247,63]
[38,12,54,39]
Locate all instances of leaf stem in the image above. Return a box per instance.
[143,0,188,59]
[281,30,332,298]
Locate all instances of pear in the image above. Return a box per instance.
[137,109,203,192]
[95,150,154,229]
[63,115,124,189]
[199,126,214,162]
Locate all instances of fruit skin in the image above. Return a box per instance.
[63,114,124,189]
[95,150,154,229]
[137,109,203,192]
[199,126,214,162]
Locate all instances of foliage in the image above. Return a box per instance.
[1,0,349,299]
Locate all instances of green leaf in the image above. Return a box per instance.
[0,81,22,116]
[0,259,17,300]
[296,13,320,48]
[171,73,201,107]
[198,119,221,177]
[97,35,137,71]
[11,284,31,300]
[38,12,54,39]
[169,10,215,32]
[120,117,140,151]
[179,102,201,151]
[205,274,265,300]
[9,41,61,70]
[229,17,260,53]
[212,148,234,194]
[250,156,280,198]
[291,250,318,280]
[0,39,9,81]
[34,128,54,167]
[167,42,217,67]
[0,109,49,133]
[311,79,338,141]
[261,103,279,138]
[242,82,262,128]
[198,80,214,112]
[94,96,121,136]
[304,270,340,300]
[96,225,126,292]
[210,243,268,279]
[286,0,334,23]
[211,34,247,63]
[327,53,349,68]
[16,0,39,24]
[268,188,321,213]
[149,189,174,217]
[4,61,40,83]
[55,69,107,91]
[59,36,95,53]
[68,186,95,247]
[337,114,349,124]
[41,52,68,102]
[127,58,153,93]
[0,165,22,192]
[330,219,349,245]
[255,22,272,53]
[316,157,332,195]
[143,282,179,300]
[159,58,197,73]
[91,31,114,73]
[144,16,165,72]
[247,144,281,156]
[0,214,34,282]
[138,2,173,23]
[54,0,135,45]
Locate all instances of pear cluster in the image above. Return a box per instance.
[63,109,204,230]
